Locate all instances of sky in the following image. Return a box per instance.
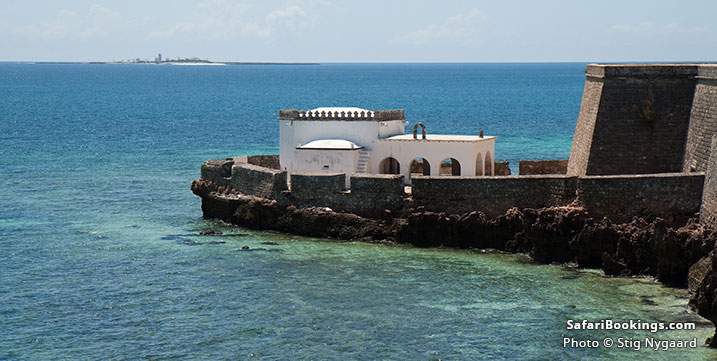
[0,0,715,62]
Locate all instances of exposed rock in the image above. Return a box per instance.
[691,248,717,347]
[572,218,620,269]
[689,255,713,295]
[193,178,717,346]
[685,225,717,346]
[523,206,588,264]
[199,229,223,236]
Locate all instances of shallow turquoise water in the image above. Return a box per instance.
[1,63,715,360]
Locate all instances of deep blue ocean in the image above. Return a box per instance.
[1,63,715,360]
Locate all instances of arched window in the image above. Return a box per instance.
[409,157,431,177]
[484,152,493,176]
[379,157,400,174]
[439,158,461,176]
[475,153,484,176]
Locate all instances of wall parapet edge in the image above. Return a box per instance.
[199,157,705,223]
[229,163,287,199]
[519,160,568,175]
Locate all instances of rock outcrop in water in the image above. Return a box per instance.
[192,178,717,344]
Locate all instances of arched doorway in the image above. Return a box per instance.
[409,157,431,177]
[484,152,493,176]
[439,158,461,176]
[475,153,484,176]
[379,157,400,174]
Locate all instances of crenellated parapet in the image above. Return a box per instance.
[279,108,405,121]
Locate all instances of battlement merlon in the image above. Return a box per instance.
[279,109,405,121]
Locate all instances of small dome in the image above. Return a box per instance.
[297,139,363,150]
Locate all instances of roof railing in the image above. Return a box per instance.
[279,109,404,121]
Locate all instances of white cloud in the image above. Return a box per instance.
[147,0,319,41]
[396,9,487,46]
[11,4,122,41]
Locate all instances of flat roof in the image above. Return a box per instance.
[297,139,363,150]
[384,134,496,142]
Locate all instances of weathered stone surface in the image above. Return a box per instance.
[519,160,568,175]
[690,242,717,347]
[192,180,399,242]
[247,155,280,170]
[577,173,704,223]
[572,218,620,268]
[230,163,287,199]
[568,64,699,176]
[200,159,233,186]
[689,255,712,295]
[521,206,589,264]
[410,173,703,222]
[411,175,578,218]
[494,161,511,176]
[285,173,405,218]
[683,66,717,172]
[701,136,717,224]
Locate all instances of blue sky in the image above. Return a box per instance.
[1,0,715,62]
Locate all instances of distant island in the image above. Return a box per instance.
[98,53,319,66]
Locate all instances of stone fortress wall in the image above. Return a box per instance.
[201,157,704,223]
[193,64,717,346]
[198,64,717,225]
[684,65,717,173]
[567,65,699,176]
[701,137,717,223]
[563,64,717,223]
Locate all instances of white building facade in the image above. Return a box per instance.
[279,107,496,185]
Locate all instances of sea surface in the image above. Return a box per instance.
[1,63,715,360]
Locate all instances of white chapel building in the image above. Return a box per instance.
[279,107,496,185]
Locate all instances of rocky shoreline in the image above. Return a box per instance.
[193,178,717,346]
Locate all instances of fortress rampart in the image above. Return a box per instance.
[684,65,717,172]
[567,65,699,176]
[192,63,717,346]
[199,157,704,222]
[701,136,717,223]
[518,160,568,175]
[197,63,717,225]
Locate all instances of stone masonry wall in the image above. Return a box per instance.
[348,174,405,216]
[229,163,287,199]
[566,70,604,176]
[568,65,698,176]
[289,173,346,207]
[411,175,578,217]
[287,173,404,217]
[701,136,717,224]
[247,155,280,170]
[411,173,704,221]
[200,159,233,186]
[519,160,568,175]
[494,161,511,176]
[578,173,704,222]
[200,160,705,223]
[684,66,717,172]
